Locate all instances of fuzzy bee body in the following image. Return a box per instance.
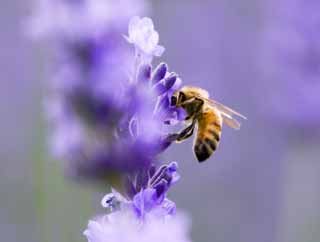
[171,86,246,162]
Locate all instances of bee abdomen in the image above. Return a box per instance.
[208,128,220,142]
[194,140,212,162]
[194,109,222,162]
[194,135,220,162]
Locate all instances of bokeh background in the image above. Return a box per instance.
[2,0,320,242]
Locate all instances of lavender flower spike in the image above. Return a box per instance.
[34,0,184,187]
[84,163,191,242]
[72,15,193,242]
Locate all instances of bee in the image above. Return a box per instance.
[170,86,246,162]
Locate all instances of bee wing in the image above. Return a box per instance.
[207,98,247,119]
[222,114,241,130]
[198,96,246,130]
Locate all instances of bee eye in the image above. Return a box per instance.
[171,95,177,106]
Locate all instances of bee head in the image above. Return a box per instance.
[171,91,187,107]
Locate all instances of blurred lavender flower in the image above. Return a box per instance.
[31,0,185,181]
[261,0,320,132]
[30,0,147,41]
[84,162,191,242]
[84,212,190,242]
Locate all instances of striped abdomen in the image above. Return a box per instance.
[194,106,222,162]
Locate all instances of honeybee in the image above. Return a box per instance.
[170,86,246,162]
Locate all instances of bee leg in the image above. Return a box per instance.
[164,120,195,144]
[164,133,180,143]
[176,120,196,142]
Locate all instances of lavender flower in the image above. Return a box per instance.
[261,0,320,131]
[32,0,185,182]
[84,163,191,242]
[101,162,180,217]
[32,7,194,240]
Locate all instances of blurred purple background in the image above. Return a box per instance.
[1,0,320,242]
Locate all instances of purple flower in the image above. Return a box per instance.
[132,162,180,218]
[101,162,180,217]
[136,62,186,126]
[261,0,320,131]
[84,162,191,242]
[32,2,185,182]
[32,1,193,239]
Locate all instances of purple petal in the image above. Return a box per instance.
[154,179,168,202]
[168,77,182,97]
[149,165,168,186]
[132,188,158,217]
[166,162,180,185]
[153,82,167,96]
[164,73,177,90]
[152,62,168,84]
[162,198,176,215]
[168,162,178,172]
[154,95,170,115]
